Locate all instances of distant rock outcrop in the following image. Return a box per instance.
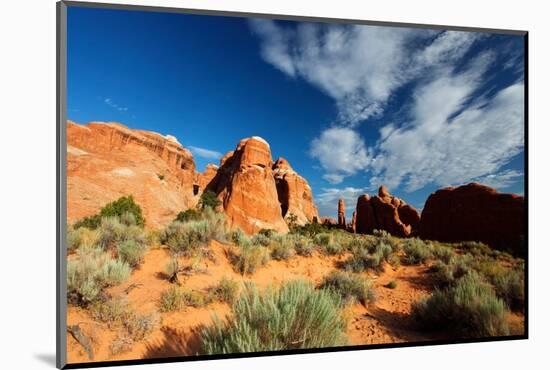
[419,183,525,254]
[355,186,420,237]
[67,120,198,228]
[337,198,346,229]
[206,137,289,234]
[272,157,319,225]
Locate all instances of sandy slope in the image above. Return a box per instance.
[66,241,523,364]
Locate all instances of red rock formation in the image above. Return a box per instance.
[195,163,219,194]
[207,137,289,234]
[419,183,525,254]
[67,120,198,228]
[272,157,319,225]
[337,198,346,229]
[355,186,420,237]
[349,211,357,233]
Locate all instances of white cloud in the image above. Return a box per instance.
[316,186,371,218]
[104,97,128,112]
[310,127,371,184]
[189,146,223,160]
[474,169,524,190]
[250,21,481,126]
[370,76,524,191]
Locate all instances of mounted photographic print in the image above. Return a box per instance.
[56,1,528,368]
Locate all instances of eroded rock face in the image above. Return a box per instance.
[272,157,319,225]
[67,120,197,228]
[206,137,289,234]
[337,199,346,229]
[355,187,420,237]
[420,183,525,254]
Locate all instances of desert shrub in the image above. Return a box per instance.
[373,229,400,252]
[164,258,179,279]
[200,207,227,242]
[110,333,134,355]
[432,245,454,264]
[229,228,247,246]
[231,245,270,275]
[457,241,493,257]
[67,249,131,305]
[175,209,202,223]
[319,271,375,305]
[161,221,206,256]
[210,277,239,304]
[386,280,397,289]
[314,233,333,247]
[477,263,525,311]
[258,229,276,238]
[67,227,98,252]
[73,214,102,230]
[291,222,331,237]
[96,216,147,252]
[320,242,345,256]
[99,195,145,227]
[412,273,509,337]
[403,238,433,265]
[117,239,147,267]
[342,239,392,273]
[159,286,185,312]
[294,238,314,257]
[199,190,222,210]
[182,290,214,308]
[90,298,129,326]
[388,254,401,268]
[271,238,295,260]
[124,311,160,341]
[251,233,272,247]
[201,280,347,354]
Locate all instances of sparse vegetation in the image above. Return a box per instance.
[117,239,147,267]
[403,238,433,265]
[319,271,375,305]
[159,286,185,312]
[270,237,295,260]
[199,190,222,210]
[209,277,239,304]
[386,280,397,289]
[201,280,347,354]
[67,248,131,306]
[413,272,510,337]
[231,244,270,275]
[294,237,314,256]
[67,226,98,252]
[175,209,201,223]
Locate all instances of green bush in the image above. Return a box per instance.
[159,286,185,312]
[100,195,145,227]
[251,233,272,247]
[290,222,331,237]
[386,280,397,289]
[258,229,276,238]
[73,214,102,230]
[175,209,202,223]
[231,245,270,275]
[314,233,332,247]
[117,239,147,267]
[430,257,472,287]
[319,271,375,305]
[210,277,239,304]
[271,238,295,260]
[124,311,160,341]
[412,273,510,337]
[67,227,98,252]
[199,190,222,210]
[161,221,207,256]
[294,238,314,257]
[229,228,247,246]
[432,245,454,264]
[201,280,347,354]
[67,249,131,305]
[342,240,389,272]
[403,238,433,265]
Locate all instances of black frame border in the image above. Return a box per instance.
[56,1,529,369]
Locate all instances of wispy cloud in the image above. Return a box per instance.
[309,127,371,184]
[104,97,128,112]
[189,146,223,160]
[316,186,371,218]
[251,20,524,193]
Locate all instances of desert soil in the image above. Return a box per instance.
[66,241,523,363]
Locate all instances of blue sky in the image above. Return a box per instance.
[67,6,525,219]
